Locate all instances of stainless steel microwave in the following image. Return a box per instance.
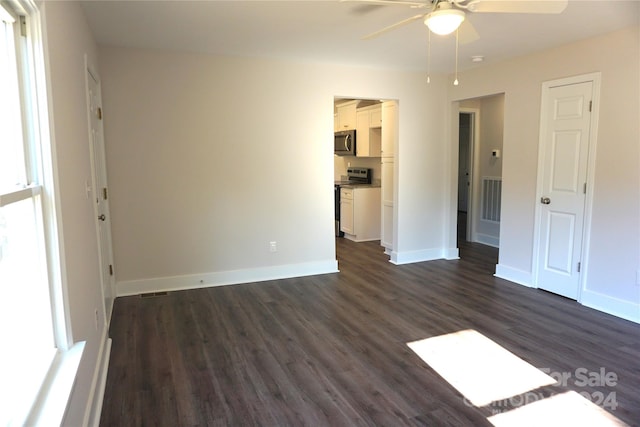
[334,130,356,156]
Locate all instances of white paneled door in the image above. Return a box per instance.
[536,79,594,299]
[87,65,116,321]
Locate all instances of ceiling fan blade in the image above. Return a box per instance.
[458,20,479,44]
[362,13,426,40]
[341,0,430,8]
[466,0,568,14]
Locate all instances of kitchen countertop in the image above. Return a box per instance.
[335,182,381,189]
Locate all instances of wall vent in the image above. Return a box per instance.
[481,176,502,223]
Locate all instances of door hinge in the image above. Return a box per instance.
[97,107,102,120]
[19,16,27,37]
[109,264,114,276]
[577,262,581,273]
[102,187,108,200]
[589,100,592,112]
[583,183,587,194]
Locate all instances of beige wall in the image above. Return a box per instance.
[99,47,450,290]
[448,26,640,320]
[41,1,108,424]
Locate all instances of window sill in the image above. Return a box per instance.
[26,341,86,426]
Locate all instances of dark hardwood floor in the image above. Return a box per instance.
[100,238,640,426]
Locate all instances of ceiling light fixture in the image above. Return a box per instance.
[424,4,465,36]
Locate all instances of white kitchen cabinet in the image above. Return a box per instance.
[381,101,397,252]
[370,107,382,128]
[356,105,382,157]
[341,187,381,242]
[381,159,394,250]
[381,101,397,157]
[340,188,354,235]
[335,100,358,131]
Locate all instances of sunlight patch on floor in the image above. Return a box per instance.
[407,329,555,407]
[487,390,628,427]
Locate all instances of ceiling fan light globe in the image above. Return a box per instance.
[424,9,465,35]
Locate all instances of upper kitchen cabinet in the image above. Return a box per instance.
[381,101,397,158]
[356,105,382,157]
[334,100,358,131]
[370,107,382,128]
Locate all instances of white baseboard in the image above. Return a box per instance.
[476,233,500,248]
[581,289,640,324]
[82,330,112,427]
[496,266,640,324]
[343,234,380,243]
[391,248,444,265]
[117,260,339,296]
[444,247,459,260]
[495,264,534,287]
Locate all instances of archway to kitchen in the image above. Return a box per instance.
[454,94,504,262]
[333,97,397,261]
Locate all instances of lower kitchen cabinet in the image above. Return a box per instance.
[340,187,381,242]
[380,159,394,251]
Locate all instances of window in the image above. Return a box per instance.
[0,1,78,424]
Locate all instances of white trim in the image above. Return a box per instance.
[0,3,16,22]
[117,260,339,296]
[390,247,444,265]
[459,107,480,243]
[0,184,41,206]
[581,289,640,324]
[444,247,459,260]
[24,341,86,426]
[476,233,499,248]
[83,333,112,427]
[343,235,381,243]
[37,0,74,350]
[495,264,534,287]
[531,72,601,303]
[84,54,116,327]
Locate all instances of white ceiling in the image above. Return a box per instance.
[81,0,639,73]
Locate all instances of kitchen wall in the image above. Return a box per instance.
[334,156,382,183]
[448,26,640,322]
[41,1,110,424]
[100,46,449,294]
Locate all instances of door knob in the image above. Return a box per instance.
[98,214,106,221]
[540,197,551,205]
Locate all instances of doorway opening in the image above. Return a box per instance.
[455,94,504,264]
[457,111,474,244]
[333,97,398,262]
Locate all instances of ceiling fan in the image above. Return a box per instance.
[347,0,568,41]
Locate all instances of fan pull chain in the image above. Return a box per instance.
[453,28,459,86]
[427,30,431,83]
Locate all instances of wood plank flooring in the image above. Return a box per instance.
[100,238,640,426]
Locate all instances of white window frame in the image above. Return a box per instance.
[1,0,83,425]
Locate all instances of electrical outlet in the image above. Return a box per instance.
[269,241,277,252]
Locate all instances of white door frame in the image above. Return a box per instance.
[459,107,480,243]
[85,56,116,322]
[532,72,601,300]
